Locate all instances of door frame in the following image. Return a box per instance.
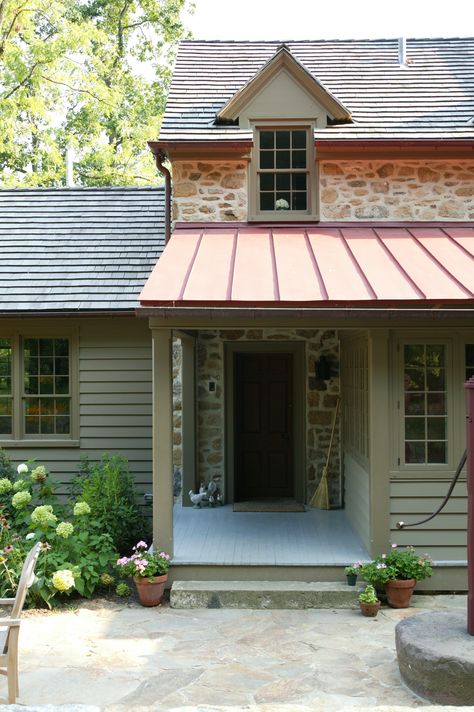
[225,341,305,504]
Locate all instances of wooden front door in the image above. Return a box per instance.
[234,352,293,500]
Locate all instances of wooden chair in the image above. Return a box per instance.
[0,542,41,703]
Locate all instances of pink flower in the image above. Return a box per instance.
[116,557,129,566]
[135,541,147,549]
[391,543,397,548]
[376,563,387,569]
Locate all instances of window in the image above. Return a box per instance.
[0,333,77,443]
[465,344,474,381]
[403,344,447,464]
[249,124,317,220]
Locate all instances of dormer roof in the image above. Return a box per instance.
[217,45,351,123]
[158,38,474,143]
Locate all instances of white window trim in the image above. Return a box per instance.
[0,327,79,447]
[248,120,318,221]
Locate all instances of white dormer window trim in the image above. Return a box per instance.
[248,120,318,222]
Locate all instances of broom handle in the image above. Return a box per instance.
[324,397,340,470]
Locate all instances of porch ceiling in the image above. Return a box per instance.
[139,223,474,308]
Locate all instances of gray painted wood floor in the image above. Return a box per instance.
[173,504,369,566]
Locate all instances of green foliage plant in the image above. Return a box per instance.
[0,456,117,606]
[359,584,379,604]
[74,454,150,555]
[360,545,433,587]
[344,561,362,576]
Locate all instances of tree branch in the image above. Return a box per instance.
[39,74,114,106]
[2,61,42,99]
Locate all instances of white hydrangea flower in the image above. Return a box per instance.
[17,463,28,475]
[52,570,75,592]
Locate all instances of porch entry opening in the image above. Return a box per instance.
[234,352,294,501]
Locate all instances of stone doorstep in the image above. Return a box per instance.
[170,580,362,609]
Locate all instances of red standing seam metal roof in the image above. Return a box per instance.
[139,224,474,307]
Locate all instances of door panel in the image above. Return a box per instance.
[235,352,293,499]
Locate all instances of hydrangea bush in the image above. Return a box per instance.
[0,456,118,606]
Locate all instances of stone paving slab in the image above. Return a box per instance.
[0,595,472,711]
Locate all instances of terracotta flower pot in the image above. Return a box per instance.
[359,601,381,617]
[386,578,416,608]
[133,573,168,607]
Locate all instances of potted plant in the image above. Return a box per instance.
[344,561,361,586]
[360,545,433,608]
[116,541,171,607]
[359,584,381,617]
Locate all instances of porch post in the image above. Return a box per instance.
[181,334,196,505]
[464,376,474,635]
[368,330,391,555]
[151,327,174,556]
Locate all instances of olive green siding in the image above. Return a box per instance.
[0,317,153,497]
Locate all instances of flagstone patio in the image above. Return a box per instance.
[1,594,470,711]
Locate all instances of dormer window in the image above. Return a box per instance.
[249,124,318,221]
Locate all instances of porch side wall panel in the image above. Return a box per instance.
[0,317,153,499]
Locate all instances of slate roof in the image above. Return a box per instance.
[160,38,474,142]
[0,187,165,313]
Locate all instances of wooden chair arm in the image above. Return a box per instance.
[0,618,20,627]
[0,599,15,606]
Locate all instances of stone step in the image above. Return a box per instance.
[170,580,362,609]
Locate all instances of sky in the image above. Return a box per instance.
[185,0,473,41]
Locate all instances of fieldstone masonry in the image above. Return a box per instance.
[172,160,247,222]
[320,160,474,221]
[196,328,341,506]
[171,159,474,223]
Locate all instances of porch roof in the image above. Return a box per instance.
[139,223,474,308]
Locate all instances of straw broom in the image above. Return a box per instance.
[310,397,340,510]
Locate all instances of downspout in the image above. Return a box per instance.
[154,151,171,244]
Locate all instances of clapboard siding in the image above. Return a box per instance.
[390,479,468,561]
[0,316,153,494]
[343,452,370,550]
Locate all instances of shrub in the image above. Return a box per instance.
[73,454,150,555]
[360,545,433,586]
[0,455,117,606]
[359,584,379,604]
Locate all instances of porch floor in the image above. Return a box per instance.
[173,504,369,566]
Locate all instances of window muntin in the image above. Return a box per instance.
[0,339,12,436]
[23,338,70,436]
[403,344,447,464]
[258,129,308,212]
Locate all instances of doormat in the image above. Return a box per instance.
[233,499,305,513]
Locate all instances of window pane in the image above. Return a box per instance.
[427,442,446,463]
[40,417,54,435]
[260,193,274,211]
[25,376,38,395]
[405,392,425,415]
[25,398,39,416]
[292,192,307,210]
[275,131,290,148]
[56,416,70,434]
[39,339,53,356]
[260,131,274,149]
[260,151,274,169]
[406,442,425,463]
[292,173,306,191]
[25,417,39,434]
[465,344,474,380]
[275,193,291,209]
[292,131,306,148]
[405,368,424,391]
[39,376,54,394]
[55,358,69,376]
[55,376,69,394]
[427,418,446,439]
[40,398,54,416]
[405,344,424,366]
[260,174,274,191]
[276,173,290,190]
[426,368,445,391]
[24,338,37,357]
[292,150,306,169]
[405,418,425,439]
[55,398,70,416]
[0,417,11,435]
[276,151,290,169]
[426,344,444,367]
[427,393,446,415]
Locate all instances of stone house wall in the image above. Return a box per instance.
[319,160,474,221]
[196,328,341,506]
[171,159,474,223]
[172,161,247,222]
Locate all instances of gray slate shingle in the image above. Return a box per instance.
[0,187,165,313]
[160,38,474,141]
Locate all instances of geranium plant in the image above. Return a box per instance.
[360,545,433,586]
[116,541,171,581]
[344,561,362,576]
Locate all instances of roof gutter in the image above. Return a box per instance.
[153,150,171,244]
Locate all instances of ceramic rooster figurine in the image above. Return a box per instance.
[188,489,206,508]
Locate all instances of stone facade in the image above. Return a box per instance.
[320,160,474,221]
[196,328,341,506]
[172,161,247,223]
[171,158,474,223]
